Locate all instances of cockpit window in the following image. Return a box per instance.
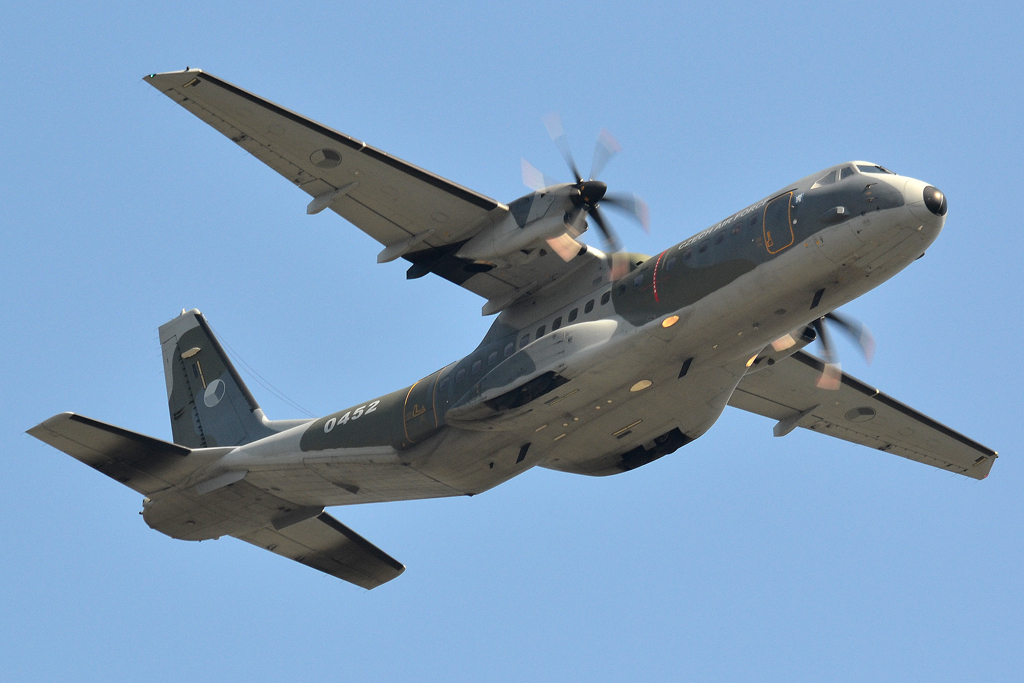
[811,170,837,189]
[857,164,895,174]
[839,166,857,180]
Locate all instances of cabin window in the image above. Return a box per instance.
[731,224,742,236]
[552,316,562,331]
[665,256,677,271]
[456,369,466,383]
[504,342,515,357]
[439,376,450,391]
[520,334,530,348]
[568,308,579,322]
[536,325,546,338]
[698,241,709,253]
[487,351,498,366]
[471,360,482,374]
[586,299,596,312]
[634,272,644,288]
[601,291,610,305]
[682,248,693,260]
[617,284,627,295]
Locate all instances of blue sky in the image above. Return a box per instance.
[3,1,1022,680]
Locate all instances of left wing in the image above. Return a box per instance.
[145,69,602,310]
[728,351,997,479]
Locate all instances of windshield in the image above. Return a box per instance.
[857,164,895,175]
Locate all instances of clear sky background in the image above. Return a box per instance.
[3,1,1022,681]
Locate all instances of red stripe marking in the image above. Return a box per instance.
[652,251,666,303]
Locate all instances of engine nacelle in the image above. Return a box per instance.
[456,186,580,261]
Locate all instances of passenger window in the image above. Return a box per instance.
[504,342,515,357]
[682,248,693,260]
[665,256,676,271]
[698,241,709,253]
[536,325,545,338]
[617,284,627,295]
[471,360,482,374]
[839,166,856,180]
[520,334,530,349]
[456,369,466,383]
[731,224,742,236]
[586,299,595,313]
[487,351,498,366]
[552,316,562,331]
[568,308,579,322]
[715,233,725,245]
[634,272,644,288]
[600,292,610,305]
[439,376,450,391]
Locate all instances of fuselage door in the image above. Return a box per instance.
[403,370,441,444]
[763,191,796,254]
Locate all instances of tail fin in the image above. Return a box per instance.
[159,309,302,448]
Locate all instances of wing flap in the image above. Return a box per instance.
[728,351,997,479]
[27,413,207,495]
[236,512,405,589]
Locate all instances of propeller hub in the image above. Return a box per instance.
[574,180,608,208]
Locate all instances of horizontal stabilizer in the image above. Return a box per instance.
[27,413,226,495]
[236,512,405,589]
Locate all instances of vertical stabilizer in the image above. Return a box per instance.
[159,310,278,448]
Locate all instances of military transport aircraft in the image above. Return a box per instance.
[28,69,997,590]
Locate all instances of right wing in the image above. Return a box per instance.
[145,69,603,310]
[728,351,997,479]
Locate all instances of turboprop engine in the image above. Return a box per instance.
[456,185,586,262]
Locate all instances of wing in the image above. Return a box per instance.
[145,69,601,309]
[727,351,997,479]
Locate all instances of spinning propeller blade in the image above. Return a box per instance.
[812,311,876,390]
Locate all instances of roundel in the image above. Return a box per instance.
[310,148,342,169]
[204,379,227,407]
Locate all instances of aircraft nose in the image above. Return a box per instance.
[923,185,947,216]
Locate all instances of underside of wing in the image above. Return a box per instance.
[145,69,608,311]
[728,351,997,479]
[236,511,405,590]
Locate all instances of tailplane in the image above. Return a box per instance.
[160,309,306,447]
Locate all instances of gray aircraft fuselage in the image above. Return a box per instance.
[147,161,946,540]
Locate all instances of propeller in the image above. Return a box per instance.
[811,311,876,390]
[524,113,650,275]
